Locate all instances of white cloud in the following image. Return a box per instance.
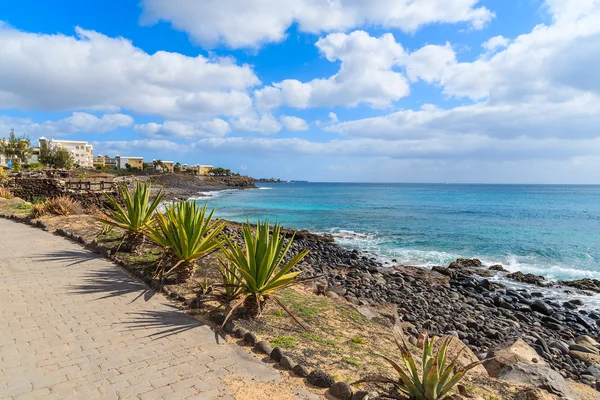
[229,113,282,135]
[436,1,600,102]
[0,25,259,118]
[280,116,309,131]
[134,119,230,138]
[255,31,410,109]
[403,43,456,83]
[141,0,493,48]
[482,35,509,52]
[92,139,189,156]
[328,112,339,123]
[193,135,600,161]
[0,112,133,138]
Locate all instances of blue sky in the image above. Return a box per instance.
[1,0,600,183]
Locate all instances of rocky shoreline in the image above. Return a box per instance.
[263,228,600,390]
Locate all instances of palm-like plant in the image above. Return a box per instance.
[145,201,226,283]
[101,182,164,253]
[354,327,483,400]
[219,219,309,327]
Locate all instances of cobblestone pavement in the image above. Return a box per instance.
[0,219,287,399]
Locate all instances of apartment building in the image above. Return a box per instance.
[116,156,143,170]
[39,137,94,168]
[181,164,214,176]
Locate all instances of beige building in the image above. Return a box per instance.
[153,160,174,173]
[181,164,214,175]
[116,156,143,170]
[39,137,94,168]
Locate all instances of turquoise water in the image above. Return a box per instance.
[196,183,600,281]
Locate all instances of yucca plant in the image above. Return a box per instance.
[101,183,164,253]
[145,201,226,283]
[354,326,483,400]
[219,219,309,327]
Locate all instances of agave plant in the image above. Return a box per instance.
[101,183,164,253]
[145,201,226,283]
[219,219,309,327]
[354,326,483,400]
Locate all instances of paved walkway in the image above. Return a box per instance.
[0,219,283,400]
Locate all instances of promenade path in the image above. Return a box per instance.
[0,219,314,399]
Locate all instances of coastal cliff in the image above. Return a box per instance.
[149,173,256,200]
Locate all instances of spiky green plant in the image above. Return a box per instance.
[219,219,309,327]
[101,182,164,253]
[145,201,226,283]
[354,327,483,400]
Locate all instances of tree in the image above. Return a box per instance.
[210,167,232,176]
[0,130,32,165]
[174,162,181,173]
[39,141,74,169]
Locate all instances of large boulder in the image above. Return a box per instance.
[449,258,483,269]
[444,336,488,377]
[506,271,546,286]
[484,339,548,378]
[498,363,574,399]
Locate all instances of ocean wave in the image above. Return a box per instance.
[500,254,600,281]
[257,187,273,190]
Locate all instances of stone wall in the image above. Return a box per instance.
[9,178,123,213]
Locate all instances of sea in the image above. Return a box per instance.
[195,183,600,283]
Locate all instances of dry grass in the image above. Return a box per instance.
[0,196,32,218]
[0,187,12,199]
[45,196,83,216]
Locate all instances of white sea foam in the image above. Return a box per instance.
[257,187,273,190]
[329,228,600,282]
[190,189,239,199]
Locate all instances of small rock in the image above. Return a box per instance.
[307,370,335,388]
[255,340,272,355]
[479,279,494,291]
[326,291,340,299]
[569,343,598,355]
[292,364,309,377]
[279,355,296,370]
[270,347,284,362]
[329,382,353,400]
[234,328,247,339]
[243,332,258,346]
[212,312,226,325]
[531,300,554,316]
[223,321,235,334]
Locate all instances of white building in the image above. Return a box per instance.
[39,137,94,168]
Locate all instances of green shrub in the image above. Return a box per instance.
[218,219,309,327]
[355,327,483,400]
[145,201,226,283]
[33,195,47,204]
